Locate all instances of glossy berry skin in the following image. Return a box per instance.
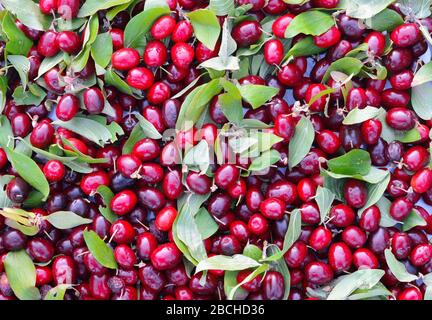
[277,64,302,87]
[171,42,194,69]
[308,226,332,251]
[151,15,176,40]
[328,242,352,273]
[132,139,161,162]
[126,67,154,90]
[390,70,414,90]
[329,204,355,228]
[342,226,367,249]
[114,245,137,270]
[30,122,55,149]
[57,31,81,54]
[232,20,263,47]
[259,198,286,220]
[143,40,168,67]
[262,271,285,300]
[306,84,327,112]
[52,255,76,285]
[361,119,382,145]
[186,173,211,195]
[314,26,341,48]
[316,130,341,154]
[248,214,269,235]
[391,23,420,48]
[214,164,240,190]
[274,114,295,141]
[284,241,308,268]
[364,31,386,56]
[110,220,136,244]
[37,31,59,57]
[264,39,284,65]
[305,262,334,285]
[155,207,177,231]
[39,0,57,14]
[150,243,182,271]
[43,160,66,183]
[56,94,80,121]
[391,232,412,260]
[57,0,79,20]
[359,205,381,232]
[385,48,413,73]
[397,287,423,300]
[386,107,415,131]
[403,146,429,172]
[83,88,104,114]
[80,171,110,196]
[272,14,295,38]
[409,244,432,266]
[352,248,379,269]
[136,233,158,261]
[172,21,193,43]
[112,48,141,71]
[411,168,432,194]
[110,190,137,216]
[343,179,367,209]
[389,197,413,221]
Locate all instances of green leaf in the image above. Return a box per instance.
[238,84,279,109]
[327,149,371,176]
[377,110,422,143]
[412,61,432,87]
[248,149,281,172]
[1,0,52,31]
[348,282,392,300]
[343,107,383,125]
[267,245,291,299]
[0,76,7,114]
[323,57,364,83]
[200,56,240,71]
[36,52,64,79]
[95,185,117,223]
[224,271,249,300]
[218,92,243,125]
[4,250,40,300]
[357,172,391,215]
[327,269,385,300]
[175,205,208,265]
[2,12,32,56]
[243,244,263,261]
[219,18,237,62]
[44,211,92,229]
[398,0,431,19]
[284,36,326,60]
[13,84,46,106]
[7,55,29,90]
[187,9,221,51]
[365,8,404,31]
[285,10,334,38]
[78,0,132,17]
[209,0,235,16]
[7,149,50,200]
[133,112,163,139]
[0,116,12,151]
[384,249,418,283]
[411,83,432,120]
[402,209,427,231]
[323,166,389,184]
[315,186,335,224]
[91,33,113,69]
[183,140,210,174]
[104,69,132,95]
[288,116,315,169]
[53,116,119,147]
[376,197,398,227]
[122,125,146,154]
[124,5,170,48]
[176,79,223,130]
[195,208,218,240]
[264,209,301,262]
[44,284,71,300]
[196,254,261,273]
[83,230,117,269]
[226,264,268,300]
[339,0,395,19]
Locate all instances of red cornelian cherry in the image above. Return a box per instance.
[114,245,137,270]
[328,242,352,273]
[329,204,355,228]
[143,40,168,67]
[297,178,317,202]
[314,26,341,48]
[305,83,327,112]
[272,14,295,38]
[57,31,81,54]
[308,226,332,251]
[132,138,161,162]
[155,207,177,232]
[214,164,240,190]
[391,23,420,48]
[39,0,57,14]
[126,67,155,90]
[352,248,379,269]
[80,171,110,196]
[409,244,432,266]
[151,15,176,40]
[110,28,124,50]
[359,205,381,232]
[232,20,263,47]
[150,243,182,271]
[43,160,66,183]
[277,63,302,87]
[172,20,193,43]
[83,87,104,114]
[57,0,79,20]
[110,220,136,244]
[248,214,269,235]
[316,130,341,154]
[343,179,367,209]
[110,190,138,216]
[364,31,386,56]
[259,198,286,220]
[386,107,415,131]
[112,48,141,71]
[56,94,80,121]
[274,114,295,141]
[403,146,429,171]
[305,261,334,285]
[361,119,382,145]
[411,168,432,194]
[171,42,195,68]
[397,287,423,300]
[37,31,59,57]
[264,39,284,65]
[30,122,55,149]
[237,270,262,292]
[186,172,212,195]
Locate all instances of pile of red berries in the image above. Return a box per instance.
[0,0,431,301]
